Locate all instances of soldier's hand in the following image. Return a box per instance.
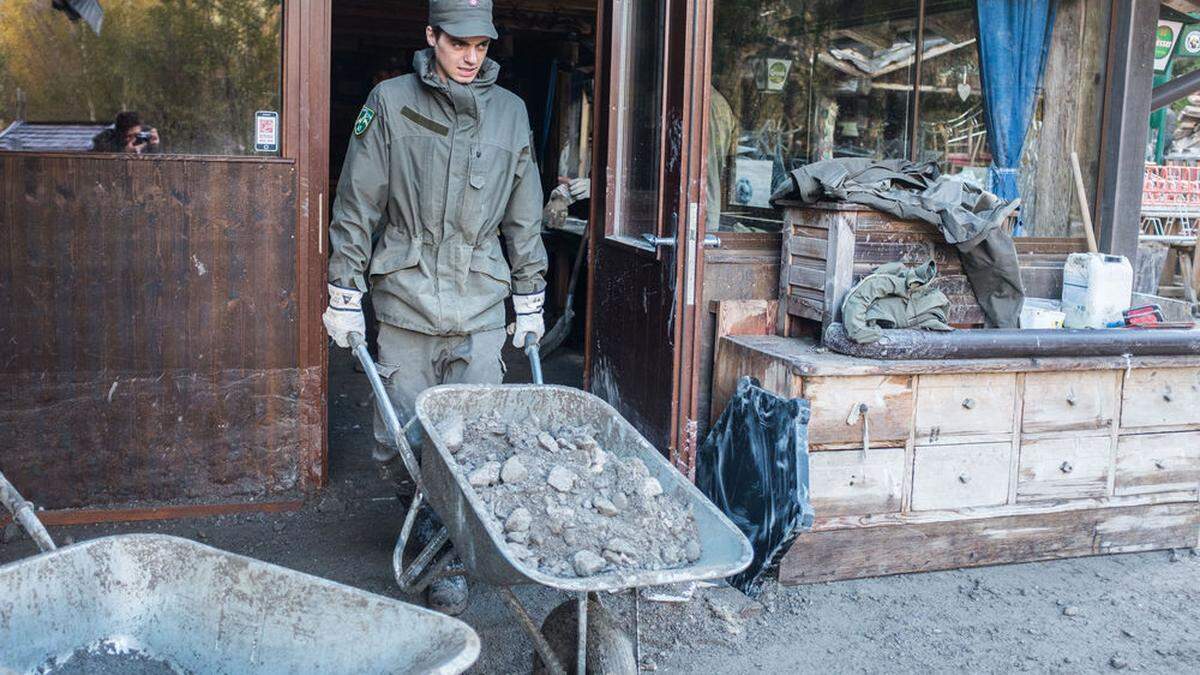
[511,291,545,348]
[323,283,365,348]
[565,177,590,202]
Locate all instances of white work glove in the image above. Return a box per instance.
[322,283,365,348]
[542,178,590,229]
[564,177,590,202]
[511,291,545,348]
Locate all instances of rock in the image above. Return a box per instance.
[505,507,532,533]
[573,550,607,576]
[589,447,608,474]
[507,530,529,544]
[439,415,465,453]
[594,496,620,516]
[508,543,534,560]
[1168,548,1181,563]
[2,522,20,544]
[501,456,528,484]
[316,496,345,514]
[685,540,702,562]
[62,535,75,546]
[563,530,581,547]
[548,518,566,535]
[612,492,630,511]
[1062,606,1080,617]
[468,461,502,487]
[1120,628,1135,639]
[605,537,638,557]
[547,466,577,492]
[538,432,560,453]
[639,477,664,498]
[1109,654,1129,670]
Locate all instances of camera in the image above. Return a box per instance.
[133,129,153,145]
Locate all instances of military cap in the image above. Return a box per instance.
[429,0,497,40]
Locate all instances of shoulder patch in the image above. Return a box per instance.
[353,106,377,136]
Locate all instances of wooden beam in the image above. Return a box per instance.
[0,500,304,528]
[1096,0,1158,260]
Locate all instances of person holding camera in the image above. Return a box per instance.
[91,111,160,154]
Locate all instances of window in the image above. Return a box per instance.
[708,0,985,232]
[0,0,283,156]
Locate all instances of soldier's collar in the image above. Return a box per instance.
[414,48,499,91]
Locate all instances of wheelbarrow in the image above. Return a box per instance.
[350,333,753,674]
[0,471,480,674]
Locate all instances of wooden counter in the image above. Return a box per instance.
[713,334,1200,584]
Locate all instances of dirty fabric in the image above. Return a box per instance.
[696,376,813,597]
[372,322,505,461]
[841,261,954,345]
[771,158,1024,327]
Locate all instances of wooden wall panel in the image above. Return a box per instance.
[0,154,318,509]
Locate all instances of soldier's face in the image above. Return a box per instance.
[426,28,490,84]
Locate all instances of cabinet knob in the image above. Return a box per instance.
[958,473,971,484]
[1059,461,1074,474]
[1163,386,1173,403]
[1154,459,1166,470]
[962,398,976,410]
[1066,391,1077,407]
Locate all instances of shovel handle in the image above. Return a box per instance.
[348,333,426,492]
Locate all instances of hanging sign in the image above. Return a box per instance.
[1155,20,1183,73]
[1176,24,1200,58]
[255,111,279,153]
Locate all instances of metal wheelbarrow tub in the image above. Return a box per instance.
[413,383,754,592]
[0,534,480,674]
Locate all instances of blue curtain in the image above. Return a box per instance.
[976,0,1057,212]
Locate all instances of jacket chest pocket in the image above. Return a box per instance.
[460,143,514,242]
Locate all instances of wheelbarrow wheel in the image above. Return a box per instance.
[532,595,636,675]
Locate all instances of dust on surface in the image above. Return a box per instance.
[36,639,188,675]
[444,410,701,578]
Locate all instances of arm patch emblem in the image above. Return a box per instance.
[354,106,377,136]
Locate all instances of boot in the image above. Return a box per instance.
[425,573,470,616]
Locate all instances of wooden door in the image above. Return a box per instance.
[586,0,713,471]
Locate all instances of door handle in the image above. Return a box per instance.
[641,233,722,248]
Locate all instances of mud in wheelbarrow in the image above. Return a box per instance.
[0,475,480,674]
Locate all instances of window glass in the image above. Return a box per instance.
[0,0,284,156]
[609,0,665,240]
[710,0,920,232]
[916,0,987,182]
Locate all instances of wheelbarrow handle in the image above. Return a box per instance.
[0,470,57,552]
[348,333,426,493]
[524,333,544,386]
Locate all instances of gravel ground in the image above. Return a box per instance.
[3,346,1197,674]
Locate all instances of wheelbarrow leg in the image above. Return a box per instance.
[576,591,588,675]
[501,588,568,675]
[633,588,641,671]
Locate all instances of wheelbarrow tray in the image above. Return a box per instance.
[413,384,753,592]
[0,534,479,674]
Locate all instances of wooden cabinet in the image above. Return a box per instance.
[712,335,1200,584]
[1120,369,1200,429]
[911,443,1012,510]
[1017,435,1112,501]
[914,373,1016,443]
[809,448,905,517]
[1022,371,1119,433]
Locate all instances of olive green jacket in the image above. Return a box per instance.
[328,48,547,336]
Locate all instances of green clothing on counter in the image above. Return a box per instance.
[841,261,953,344]
[328,48,547,337]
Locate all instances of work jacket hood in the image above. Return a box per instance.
[326,48,546,336]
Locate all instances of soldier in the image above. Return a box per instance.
[322,0,547,615]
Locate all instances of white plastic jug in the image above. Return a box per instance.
[1061,253,1133,329]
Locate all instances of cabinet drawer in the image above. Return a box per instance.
[1115,432,1200,496]
[1022,371,1119,433]
[809,448,905,517]
[915,373,1015,443]
[1017,435,1112,501]
[1120,368,1200,430]
[911,442,1011,511]
[804,376,913,448]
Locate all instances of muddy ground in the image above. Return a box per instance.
[3,346,1198,674]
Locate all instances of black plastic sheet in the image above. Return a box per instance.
[696,376,813,597]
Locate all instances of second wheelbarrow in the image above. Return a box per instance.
[350,334,753,674]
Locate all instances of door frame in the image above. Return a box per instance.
[585,0,714,469]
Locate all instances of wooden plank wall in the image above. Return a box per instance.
[1021,0,1109,236]
[0,154,319,508]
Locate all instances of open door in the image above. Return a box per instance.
[586,0,714,472]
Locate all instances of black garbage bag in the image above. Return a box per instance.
[696,376,813,597]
